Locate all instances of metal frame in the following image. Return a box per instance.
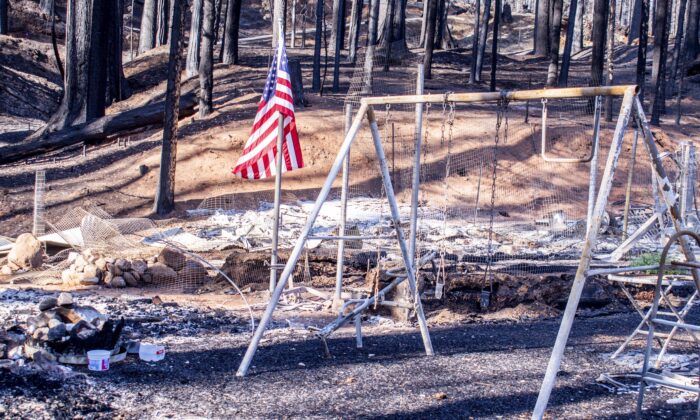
[540,96,601,164]
[235,85,646,389]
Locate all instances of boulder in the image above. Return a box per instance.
[38,297,57,312]
[115,258,131,272]
[178,260,210,289]
[79,276,100,286]
[7,233,43,270]
[131,259,148,274]
[47,323,67,341]
[110,276,126,288]
[95,258,107,271]
[57,292,74,307]
[0,265,12,275]
[157,247,187,271]
[122,271,139,287]
[82,264,100,279]
[148,263,177,284]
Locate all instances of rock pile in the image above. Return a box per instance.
[0,292,123,361]
[1,233,44,275]
[60,247,211,291]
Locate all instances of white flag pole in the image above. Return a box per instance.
[269,20,286,293]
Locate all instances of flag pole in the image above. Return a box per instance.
[270,19,285,293]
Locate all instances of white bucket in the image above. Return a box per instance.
[87,350,111,371]
[139,344,165,362]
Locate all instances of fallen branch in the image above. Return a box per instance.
[0,93,197,165]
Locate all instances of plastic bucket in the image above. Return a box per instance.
[139,344,165,362]
[87,350,111,371]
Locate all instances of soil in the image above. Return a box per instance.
[1,286,698,419]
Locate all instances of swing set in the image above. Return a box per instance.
[235,78,700,418]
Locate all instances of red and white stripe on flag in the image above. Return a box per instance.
[232,40,304,180]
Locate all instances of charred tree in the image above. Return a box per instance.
[572,0,584,52]
[154,0,185,215]
[347,0,363,64]
[397,0,407,45]
[32,0,127,139]
[635,0,649,99]
[222,0,241,64]
[156,0,170,46]
[186,0,204,77]
[423,0,438,79]
[687,0,700,58]
[312,0,324,90]
[0,0,8,34]
[218,0,229,61]
[489,0,501,91]
[475,0,492,81]
[361,0,380,92]
[628,0,641,42]
[534,0,550,55]
[558,0,577,85]
[669,0,689,94]
[650,0,669,124]
[605,0,616,121]
[332,0,346,91]
[546,0,563,86]
[590,0,608,86]
[469,0,480,84]
[50,0,64,83]
[199,0,215,116]
[139,0,158,53]
[39,0,52,14]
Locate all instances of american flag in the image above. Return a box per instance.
[232,35,304,180]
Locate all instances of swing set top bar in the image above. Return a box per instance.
[360,85,639,106]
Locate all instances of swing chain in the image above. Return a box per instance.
[482,92,510,309]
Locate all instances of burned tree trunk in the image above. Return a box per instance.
[572,0,585,52]
[475,0,492,81]
[154,0,185,215]
[199,0,215,116]
[51,0,64,82]
[312,0,324,90]
[469,0,480,84]
[222,0,241,64]
[687,0,700,59]
[218,0,229,61]
[139,0,158,53]
[558,0,577,85]
[635,0,649,100]
[490,0,501,91]
[650,0,669,124]
[669,0,689,94]
[156,0,170,46]
[0,0,8,35]
[423,0,438,79]
[347,0,363,64]
[332,0,346,91]
[590,0,608,86]
[546,0,563,86]
[534,0,550,56]
[628,0,641,42]
[39,0,52,14]
[186,0,204,77]
[605,0,616,121]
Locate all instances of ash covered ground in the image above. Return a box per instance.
[0,286,698,419]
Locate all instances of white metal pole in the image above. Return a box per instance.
[367,106,434,356]
[409,64,425,262]
[532,88,636,419]
[334,104,353,305]
[236,104,369,377]
[269,113,285,292]
[587,96,602,232]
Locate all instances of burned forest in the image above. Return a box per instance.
[2,0,700,417]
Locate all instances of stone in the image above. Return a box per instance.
[32,327,49,341]
[131,259,148,274]
[103,270,114,285]
[48,318,63,329]
[7,260,20,271]
[73,254,88,270]
[82,264,100,279]
[157,247,186,271]
[115,258,131,271]
[147,263,177,284]
[61,270,73,285]
[141,273,153,284]
[82,249,101,263]
[0,265,12,275]
[95,258,107,271]
[109,263,123,276]
[139,164,149,175]
[178,260,210,288]
[79,276,100,286]
[122,271,139,287]
[110,276,126,288]
[57,292,73,307]
[7,233,43,269]
[38,297,57,311]
[47,323,67,341]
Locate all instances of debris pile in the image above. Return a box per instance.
[1,292,123,363]
[60,247,211,291]
[1,233,44,275]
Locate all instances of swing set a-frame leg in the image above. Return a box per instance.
[531,88,636,419]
